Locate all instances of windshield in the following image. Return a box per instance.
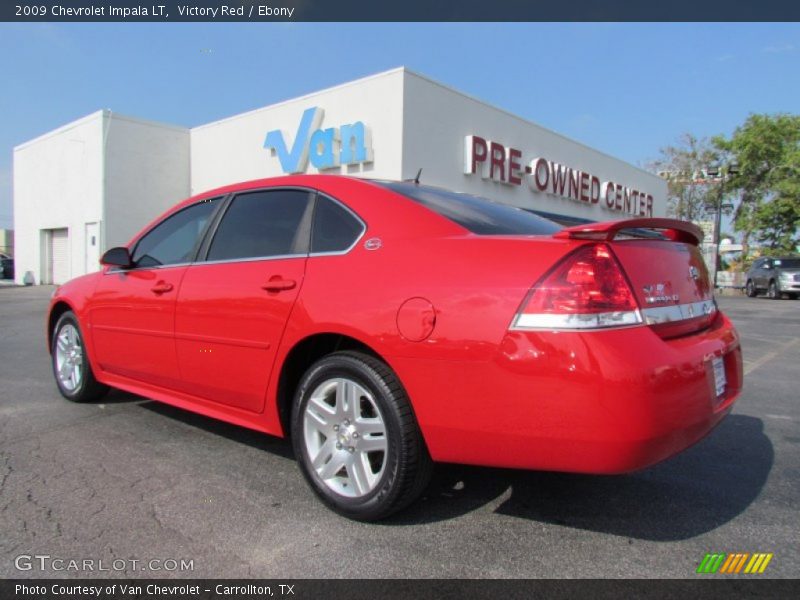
[774,258,800,269]
[375,181,562,236]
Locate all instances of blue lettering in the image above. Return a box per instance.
[263,107,323,174]
[264,108,372,173]
[340,122,371,164]
[309,127,340,170]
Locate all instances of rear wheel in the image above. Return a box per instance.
[291,351,432,521]
[52,311,109,402]
[745,279,757,298]
[767,280,780,300]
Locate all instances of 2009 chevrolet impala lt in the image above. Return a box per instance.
[47,175,743,520]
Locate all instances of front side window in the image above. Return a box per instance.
[207,190,313,261]
[311,195,364,253]
[132,198,219,268]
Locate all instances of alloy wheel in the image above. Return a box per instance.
[55,323,83,392]
[302,377,388,498]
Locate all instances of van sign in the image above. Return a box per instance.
[264,107,373,174]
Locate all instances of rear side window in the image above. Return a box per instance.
[207,190,313,261]
[376,181,561,236]
[132,198,219,268]
[311,196,364,253]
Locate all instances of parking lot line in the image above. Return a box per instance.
[743,337,799,376]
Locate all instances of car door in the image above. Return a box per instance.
[173,188,314,412]
[90,198,221,388]
[756,259,771,288]
[750,259,763,288]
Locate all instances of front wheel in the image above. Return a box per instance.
[51,311,109,402]
[767,280,781,300]
[291,351,432,521]
[745,279,757,298]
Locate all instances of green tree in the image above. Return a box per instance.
[649,134,719,221]
[714,113,800,256]
[752,196,800,254]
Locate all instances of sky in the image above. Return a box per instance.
[1,22,799,229]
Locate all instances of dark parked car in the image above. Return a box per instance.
[745,256,800,299]
[0,253,13,280]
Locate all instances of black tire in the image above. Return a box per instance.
[291,351,432,521]
[51,311,109,402]
[767,280,781,300]
[745,279,758,298]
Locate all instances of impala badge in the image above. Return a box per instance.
[643,282,679,305]
[364,238,382,251]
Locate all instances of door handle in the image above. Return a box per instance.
[261,277,297,292]
[151,281,174,294]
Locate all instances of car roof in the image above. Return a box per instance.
[185,174,371,203]
[126,174,465,248]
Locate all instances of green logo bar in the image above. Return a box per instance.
[697,553,727,574]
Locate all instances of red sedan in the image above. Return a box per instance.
[47,175,742,520]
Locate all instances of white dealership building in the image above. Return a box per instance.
[12,67,666,285]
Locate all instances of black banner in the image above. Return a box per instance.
[3,0,800,22]
[2,579,799,600]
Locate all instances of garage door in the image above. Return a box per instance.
[50,228,69,284]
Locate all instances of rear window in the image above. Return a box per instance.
[376,181,561,236]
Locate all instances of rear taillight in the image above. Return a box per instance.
[510,243,643,330]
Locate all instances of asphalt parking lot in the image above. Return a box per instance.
[0,286,798,578]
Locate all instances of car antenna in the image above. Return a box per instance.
[414,168,422,184]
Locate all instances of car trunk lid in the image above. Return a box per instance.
[555,218,716,338]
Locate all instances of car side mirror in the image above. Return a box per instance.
[100,247,133,268]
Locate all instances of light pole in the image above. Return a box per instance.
[705,162,738,288]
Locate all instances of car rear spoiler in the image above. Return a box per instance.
[553,218,703,245]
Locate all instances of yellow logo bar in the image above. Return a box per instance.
[744,553,773,574]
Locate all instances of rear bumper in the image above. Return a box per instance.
[392,312,742,473]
